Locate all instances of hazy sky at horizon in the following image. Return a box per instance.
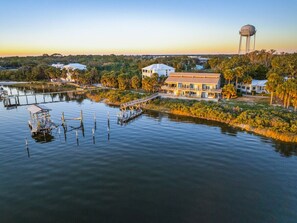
[0,0,296,56]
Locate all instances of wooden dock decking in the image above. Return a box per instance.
[120,93,159,111]
[118,93,159,123]
[2,89,85,108]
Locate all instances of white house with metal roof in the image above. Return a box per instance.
[51,63,87,82]
[142,64,175,78]
[237,79,268,94]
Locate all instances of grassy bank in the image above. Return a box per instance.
[145,98,297,143]
[86,89,149,105]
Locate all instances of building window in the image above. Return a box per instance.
[242,86,245,89]
[247,87,250,90]
[252,87,256,90]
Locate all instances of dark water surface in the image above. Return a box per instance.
[0,87,297,223]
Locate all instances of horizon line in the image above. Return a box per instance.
[1,50,296,58]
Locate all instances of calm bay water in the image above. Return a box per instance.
[0,87,297,223]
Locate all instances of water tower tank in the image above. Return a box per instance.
[239,25,256,37]
[238,24,256,54]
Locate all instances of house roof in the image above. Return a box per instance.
[165,73,221,84]
[51,63,64,68]
[142,64,174,71]
[27,104,51,114]
[63,63,87,70]
[251,79,267,87]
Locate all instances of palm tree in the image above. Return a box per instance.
[234,66,245,88]
[223,69,235,84]
[222,84,237,99]
[73,69,80,84]
[266,73,283,105]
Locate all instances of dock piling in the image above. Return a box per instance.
[80,110,83,124]
[94,113,97,130]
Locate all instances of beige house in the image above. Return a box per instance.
[161,73,222,99]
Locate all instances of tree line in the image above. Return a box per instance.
[208,50,297,109]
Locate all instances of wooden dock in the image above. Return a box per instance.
[117,109,143,123]
[2,89,85,108]
[118,93,159,123]
[120,93,159,111]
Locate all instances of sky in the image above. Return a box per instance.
[0,0,296,56]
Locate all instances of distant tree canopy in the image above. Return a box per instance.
[207,50,297,84]
[1,52,296,109]
[0,54,198,82]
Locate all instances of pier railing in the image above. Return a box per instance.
[2,89,86,108]
[120,93,159,110]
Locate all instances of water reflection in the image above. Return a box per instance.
[274,142,297,157]
[144,110,297,157]
[3,86,297,157]
[145,110,239,136]
[31,133,55,143]
[26,146,30,158]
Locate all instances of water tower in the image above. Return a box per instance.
[238,24,256,54]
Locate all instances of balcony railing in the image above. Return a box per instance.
[161,85,222,93]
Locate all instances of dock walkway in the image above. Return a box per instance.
[120,93,159,111]
[2,89,85,107]
[118,93,159,123]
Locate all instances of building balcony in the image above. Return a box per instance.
[161,85,222,93]
[161,86,177,90]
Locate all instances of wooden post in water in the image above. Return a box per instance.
[80,110,84,134]
[61,112,65,126]
[80,110,84,123]
[94,112,96,130]
[92,128,95,144]
[25,91,28,105]
[76,130,79,146]
[107,112,110,132]
[34,94,37,104]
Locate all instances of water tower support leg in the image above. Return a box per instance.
[238,36,242,54]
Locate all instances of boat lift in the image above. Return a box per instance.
[27,104,57,134]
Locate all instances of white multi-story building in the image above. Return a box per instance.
[51,63,87,82]
[237,79,268,94]
[161,72,222,99]
[142,64,175,78]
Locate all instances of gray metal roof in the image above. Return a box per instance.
[27,104,51,114]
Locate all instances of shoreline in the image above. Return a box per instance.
[142,105,297,143]
[84,89,297,143]
[98,98,297,143]
[2,82,296,143]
